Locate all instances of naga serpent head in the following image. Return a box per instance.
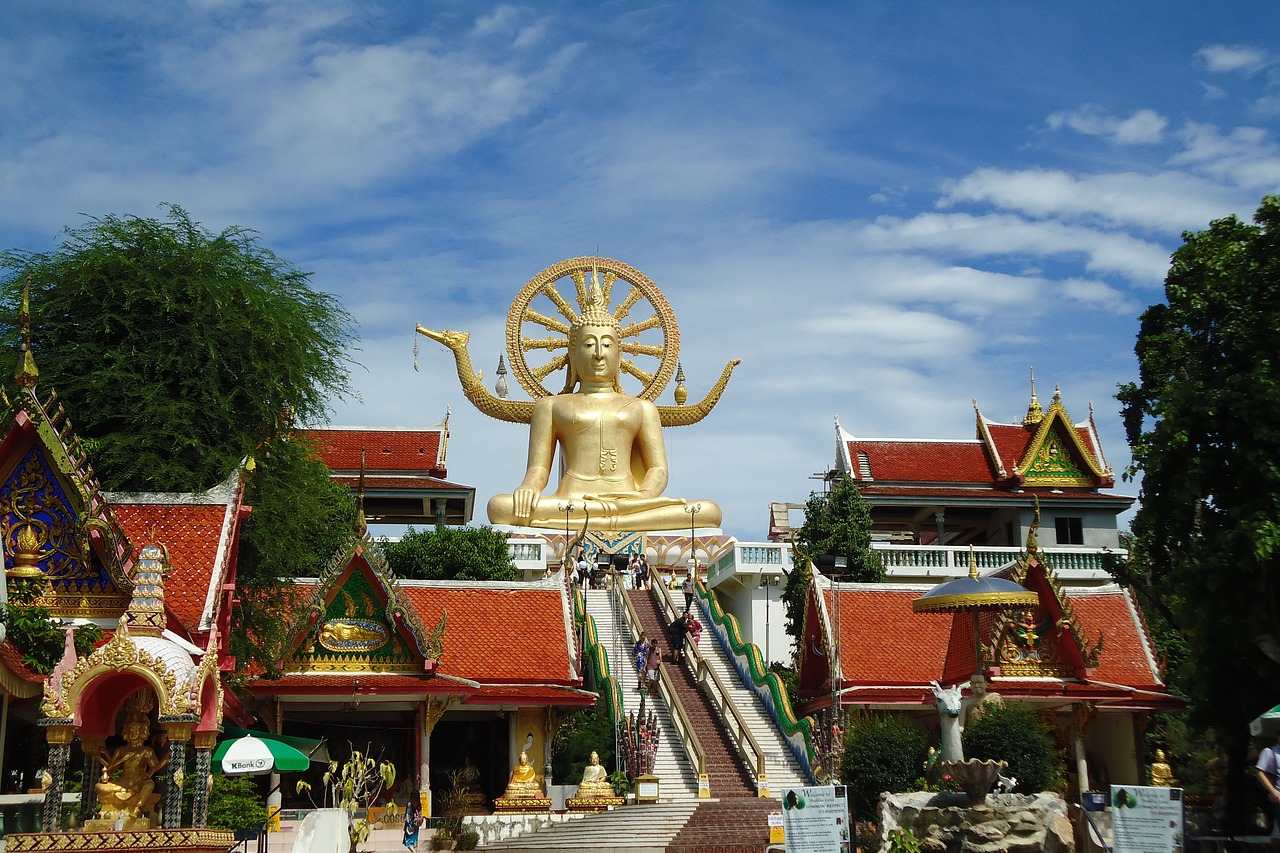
[415,325,470,351]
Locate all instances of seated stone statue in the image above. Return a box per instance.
[575,751,613,798]
[93,714,166,828]
[479,284,722,532]
[500,751,543,799]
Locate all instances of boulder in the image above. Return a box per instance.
[880,792,1073,853]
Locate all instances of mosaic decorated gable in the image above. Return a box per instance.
[993,608,1071,678]
[1019,412,1103,487]
[1022,426,1086,484]
[287,567,421,673]
[0,441,128,613]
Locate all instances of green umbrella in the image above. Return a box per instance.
[215,732,312,775]
[223,725,329,763]
[1251,704,1280,737]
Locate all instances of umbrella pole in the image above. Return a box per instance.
[973,610,981,678]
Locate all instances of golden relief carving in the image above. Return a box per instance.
[416,257,735,532]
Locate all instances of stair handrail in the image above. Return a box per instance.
[693,575,819,780]
[574,588,625,729]
[611,574,710,797]
[648,566,768,792]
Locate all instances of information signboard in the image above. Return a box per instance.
[781,785,851,853]
[1111,785,1184,853]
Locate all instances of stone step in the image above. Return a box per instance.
[666,798,781,852]
[627,591,756,799]
[484,802,699,851]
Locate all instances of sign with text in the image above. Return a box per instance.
[1111,785,1184,853]
[782,785,851,853]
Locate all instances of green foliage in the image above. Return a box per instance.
[206,775,267,833]
[785,474,883,649]
[608,769,630,797]
[841,714,928,818]
[233,435,357,676]
[0,602,102,674]
[1115,195,1280,827]
[429,835,452,851]
[551,703,616,783]
[0,206,353,492]
[963,703,1062,794]
[383,526,518,582]
[887,827,922,853]
[455,829,480,850]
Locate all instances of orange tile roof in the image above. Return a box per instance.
[332,475,471,491]
[113,502,232,633]
[0,640,44,683]
[823,584,1165,693]
[300,428,444,476]
[849,440,994,483]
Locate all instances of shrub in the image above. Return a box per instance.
[455,829,480,850]
[429,834,452,851]
[963,703,1062,794]
[206,776,267,833]
[841,714,928,818]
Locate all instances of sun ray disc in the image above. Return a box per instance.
[524,310,570,335]
[614,287,642,322]
[531,353,569,381]
[621,342,664,357]
[602,272,618,306]
[620,359,654,385]
[620,316,662,337]
[521,336,569,352]
[541,282,578,323]
[570,270,587,311]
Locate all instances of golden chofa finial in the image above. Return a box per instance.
[14,280,38,389]
[7,521,47,580]
[1022,366,1043,427]
[674,362,687,406]
[967,544,979,580]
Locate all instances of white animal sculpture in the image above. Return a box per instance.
[930,681,965,762]
[996,773,1018,794]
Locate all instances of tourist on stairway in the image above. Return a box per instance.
[645,640,662,691]
[682,572,695,611]
[670,613,689,664]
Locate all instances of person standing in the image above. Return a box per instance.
[688,610,703,649]
[1256,733,1280,832]
[575,552,590,590]
[644,640,662,692]
[670,613,688,664]
[402,798,423,850]
[638,554,650,589]
[682,572,695,611]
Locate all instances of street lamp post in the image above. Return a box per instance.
[757,574,782,666]
[558,501,575,570]
[685,503,702,589]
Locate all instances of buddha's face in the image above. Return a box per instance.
[589,751,599,765]
[569,322,620,384]
[123,720,148,746]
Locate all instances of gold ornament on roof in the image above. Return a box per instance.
[416,257,738,531]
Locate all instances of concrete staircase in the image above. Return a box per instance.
[483,801,699,852]
[667,798,781,852]
[690,598,810,795]
[582,590,700,802]
[628,590,755,799]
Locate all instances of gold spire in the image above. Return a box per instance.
[355,447,368,536]
[968,544,979,580]
[673,362,687,406]
[1027,495,1041,554]
[7,520,46,580]
[1022,366,1043,426]
[14,280,38,389]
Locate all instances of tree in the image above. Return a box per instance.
[383,526,519,582]
[783,474,883,649]
[1116,195,1280,830]
[0,207,357,674]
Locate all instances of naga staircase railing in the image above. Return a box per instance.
[649,566,769,795]
[611,575,711,798]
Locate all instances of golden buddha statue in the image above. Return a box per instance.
[501,751,542,799]
[416,257,738,533]
[91,713,166,829]
[1149,749,1176,787]
[568,749,624,811]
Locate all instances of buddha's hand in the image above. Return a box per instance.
[513,487,538,522]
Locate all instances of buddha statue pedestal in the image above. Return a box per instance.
[6,829,235,853]
[492,751,550,814]
[567,750,623,812]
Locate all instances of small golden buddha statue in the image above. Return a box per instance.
[92,714,166,829]
[568,750,624,811]
[575,751,614,797]
[1149,749,1176,787]
[501,751,543,799]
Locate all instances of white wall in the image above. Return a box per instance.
[1018,509,1121,549]
[712,580,794,668]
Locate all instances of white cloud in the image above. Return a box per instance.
[860,212,1172,283]
[1197,44,1269,74]
[1060,278,1139,315]
[1046,105,1167,145]
[1172,122,1280,191]
[804,304,978,362]
[940,166,1251,233]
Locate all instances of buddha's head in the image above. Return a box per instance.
[122,717,149,747]
[589,751,600,765]
[563,273,622,392]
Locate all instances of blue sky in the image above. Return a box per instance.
[4,1,1279,536]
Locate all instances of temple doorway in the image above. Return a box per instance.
[431,714,509,806]
[281,706,417,809]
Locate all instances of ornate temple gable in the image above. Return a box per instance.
[0,341,134,616]
[795,568,835,696]
[988,551,1104,679]
[1012,389,1110,488]
[282,536,445,675]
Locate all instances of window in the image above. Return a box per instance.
[1054,516,1084,545]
